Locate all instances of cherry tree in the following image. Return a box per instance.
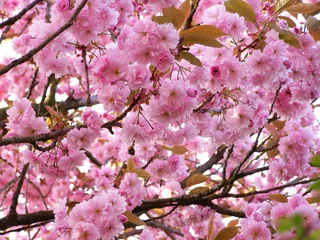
[1,0,320,239]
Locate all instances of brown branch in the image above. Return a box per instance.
[25,67,39,99]
[0,210,54,231]
[0,95,98,123]
[0,0,89,76]
[9,163,30,215]
[37,74,52,116]
[183,0,202,31]
[81,148,103,167]
[0,220,51,235]
[0,25,11,44]
[180,145,227,189]
[269,84,282,115]
[0,125,78,147]
[101,92,142,133]
[208,202,245,218]
[147,221,183,237]
[0,0,43,29]
[221,177,320,199]
[134,194,244,218]
[145,206,178,223]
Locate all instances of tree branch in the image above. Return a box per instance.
[0,0,89,76]
[9,163,30,216]
[180,145,227,189]
[0,0,43,29]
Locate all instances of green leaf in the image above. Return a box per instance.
[123,211,146,225]
[214,227,239,240]
[310,154,320,167]
[186,174,208,188]
[310,180,320,191]
[278,214,303,233]
[308,229,320,240]
[274,0,297,14]
[180,51,203,66]
[225,0,256,23]
[152,5,185,29]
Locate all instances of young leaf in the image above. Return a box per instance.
[180,25,226,39]
[180,25,225,48]
[152,5,185,29]
[286,3,320,15]
[227,219,239,227]
[269,194,288,203]
[45,105,59,118]
[266,138,279,158]
[306,196,320,204]
[183,37,224,48]
[186,173,208,188]
[133,168,150,179]
[278,29,301,48]
[123,211,146,225]
[306,15,320,41]
[274,0,297,14]
[162,145,189,154]
[127,157,136,171]
[277,16,296,28]
[225,0,256,23]
[189,186,210,195]
[180,51,203,67]
[207,213,215,240]
[179,0,191,24]
[214,227,239,240]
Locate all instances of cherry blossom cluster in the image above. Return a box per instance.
[1,0,320,239]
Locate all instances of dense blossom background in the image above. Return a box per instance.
[1,0,320,239]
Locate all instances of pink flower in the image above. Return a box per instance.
[6,98,34,125]
[119,173,146,210]
[241,220,271,240]
[66,128,98,149]
[81,108,103,130]
[126,64,151,90]
[155,50,175,72]
[55,0,70,12]
[71,222,100,240]
[156,23,179,49]
[140,227,155,240]
[210,65,222,78]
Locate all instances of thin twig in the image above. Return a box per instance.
[25,67,39,99]
[81,148,103,167]
[0,0,43,29]
[9,163,30,215]
[0,0,89,76]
